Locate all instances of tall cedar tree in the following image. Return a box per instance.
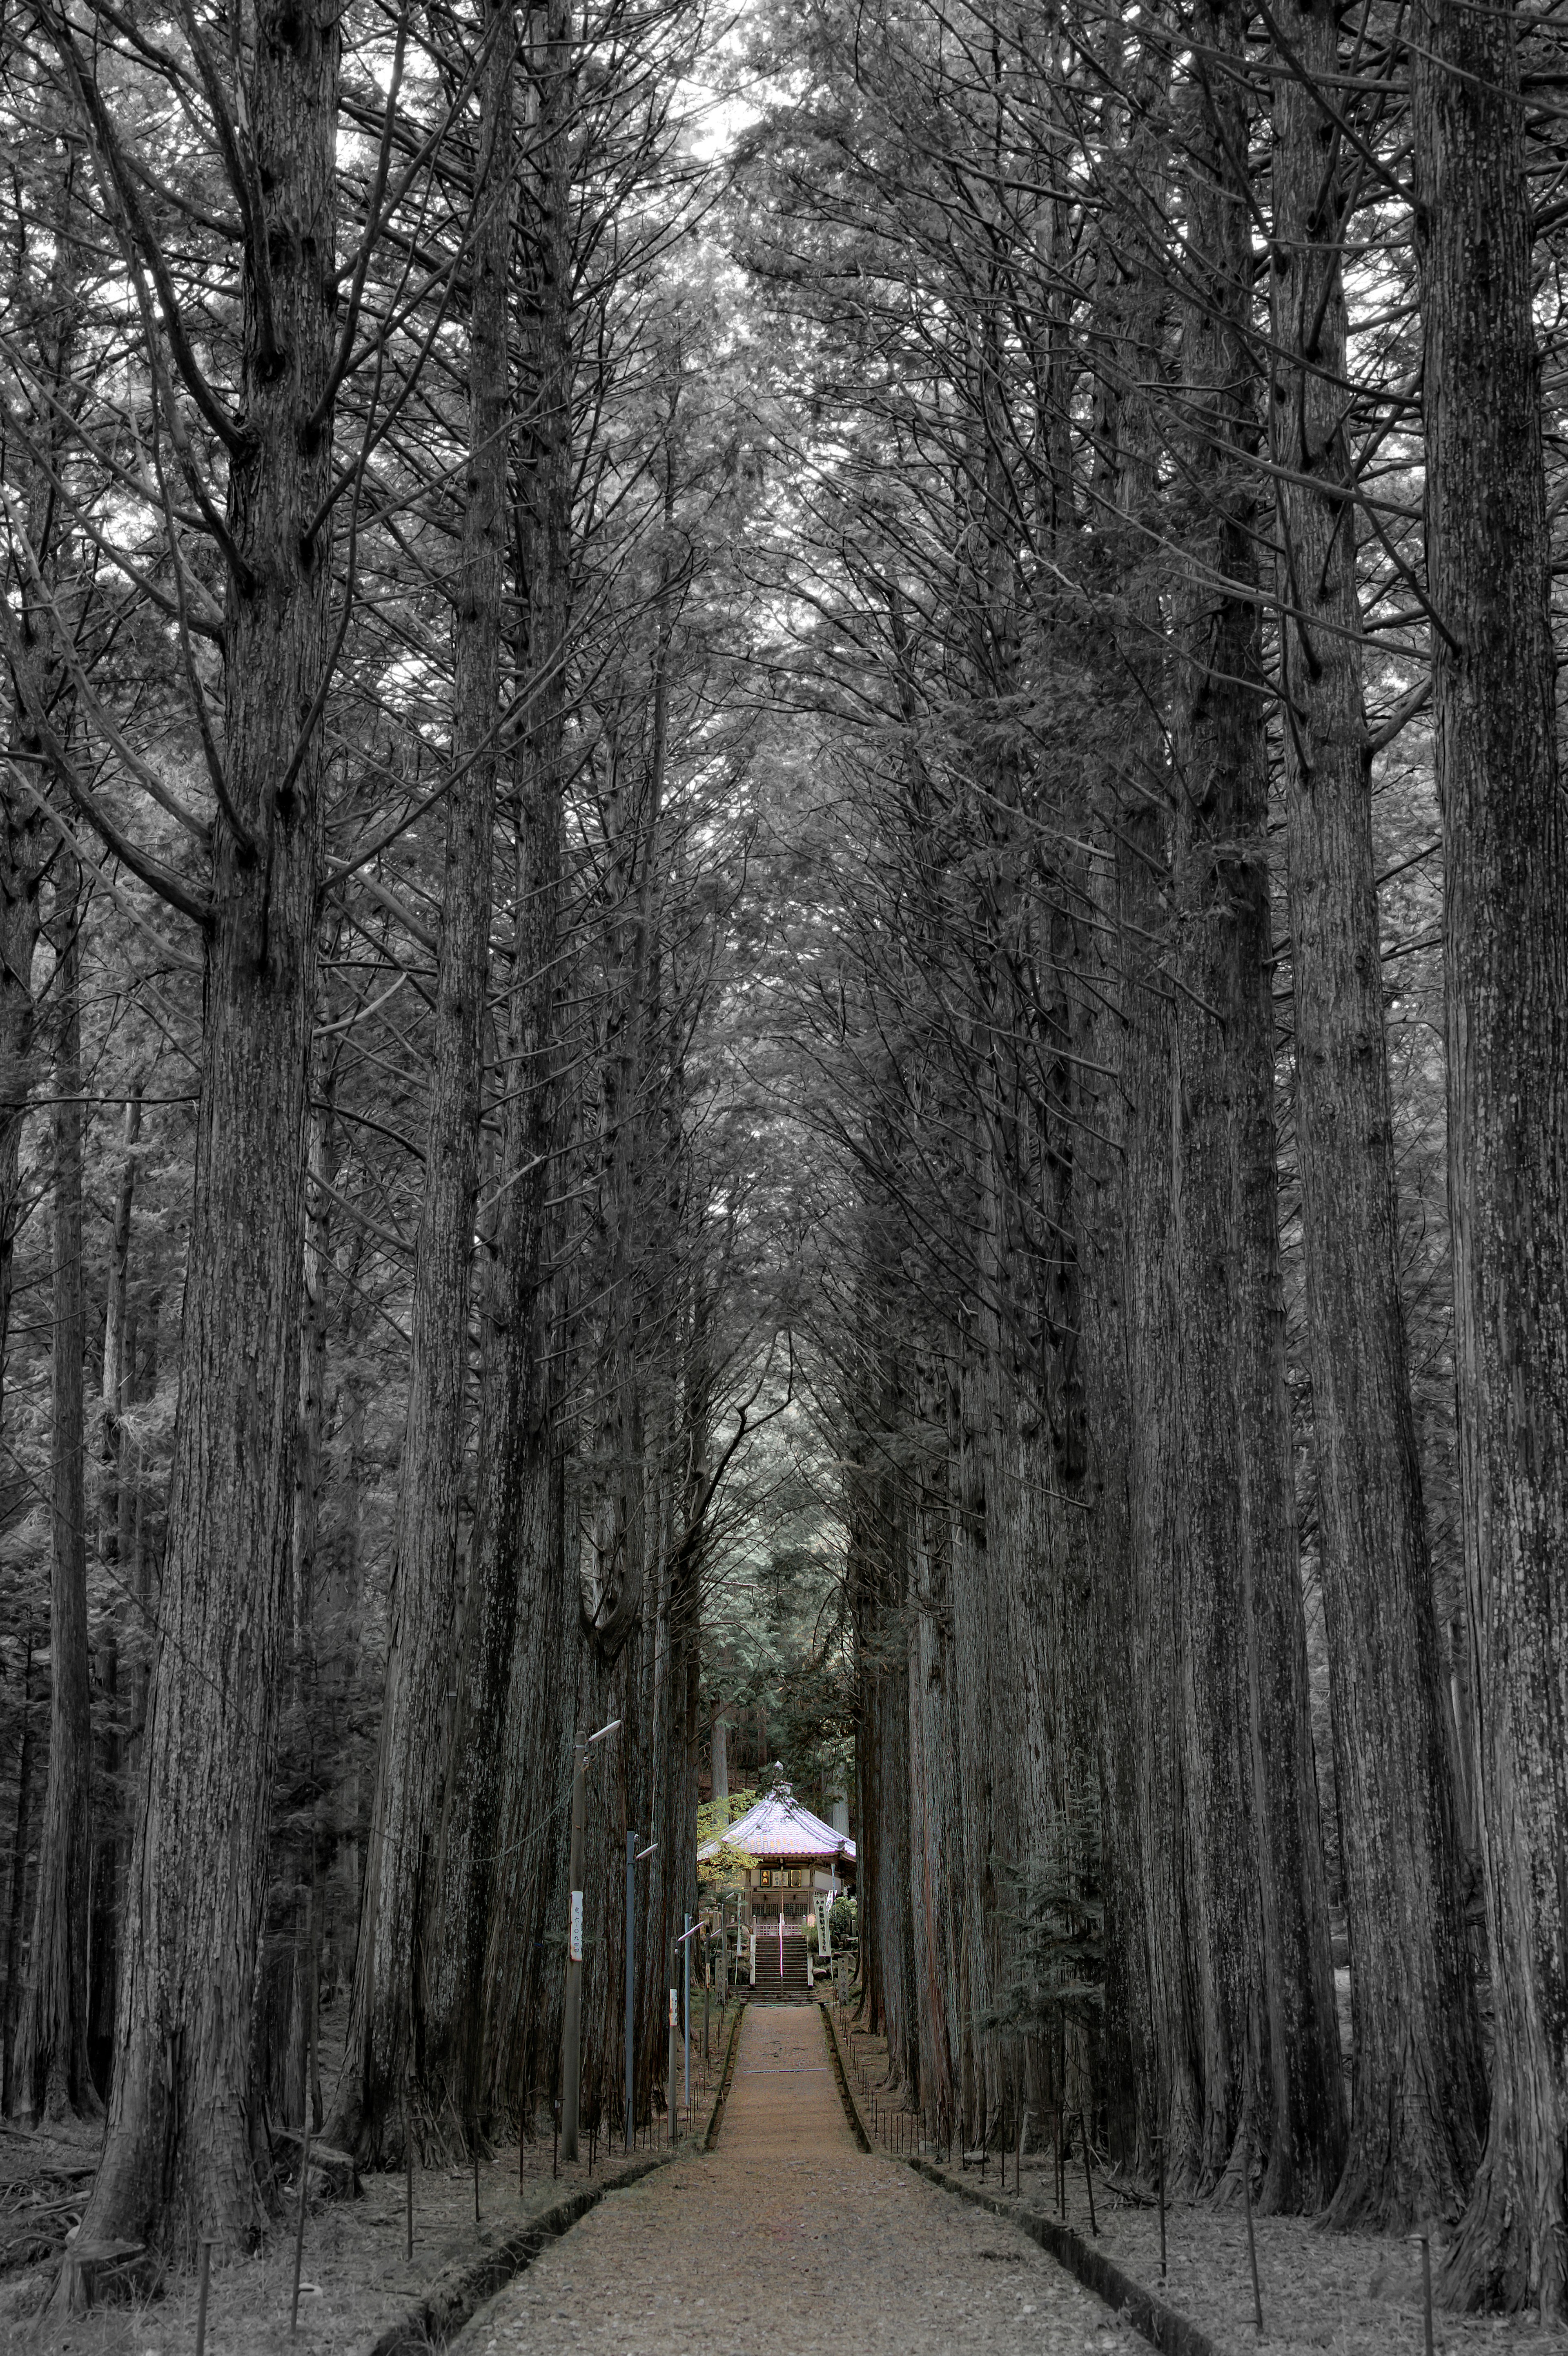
[334,0,512,2165]
[1268,0,1485,2230]
[1414,0,1568,2311]
[15,854,95,2121]
[57,0,339,2277]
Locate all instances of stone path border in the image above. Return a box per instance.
[819,1997,1217,2356]
[702,1996,748,2150]
[353,2002,741,2355]
[358,2154,673,2356]
[816,1991,870,2151]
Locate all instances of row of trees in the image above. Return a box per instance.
[0,0,794,2302]
[4,0,1565,2323]
[742,0,1566,2314]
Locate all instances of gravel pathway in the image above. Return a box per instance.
[450,2006,1142,2354]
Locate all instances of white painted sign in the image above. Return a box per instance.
[668,1988,678,2027]
[569,1889,583,1963]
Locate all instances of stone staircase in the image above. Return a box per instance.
[751,1932,811,2000]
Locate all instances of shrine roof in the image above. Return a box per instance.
[697,1783,855,1865]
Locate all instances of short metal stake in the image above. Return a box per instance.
[1417,2233,1435,2356]
[290,2128,311,2335]
[1242,2146,1263,2336]
[403,2095,414,2262]
[1157,2135,1167,2282]
[195,2238,212,2356]
[1081,2113,1098,2237]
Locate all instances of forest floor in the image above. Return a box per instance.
[445,1999,1144,2354]
[832,2011,1567,2356]
[0,1999,742,2354]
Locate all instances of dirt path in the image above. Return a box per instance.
[450,2005,1141,2354]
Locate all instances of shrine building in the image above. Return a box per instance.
[699,1779,856,1936]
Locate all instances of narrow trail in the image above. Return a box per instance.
[450,2006,1140,2353]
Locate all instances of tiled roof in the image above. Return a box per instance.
[698,1783,855,1865]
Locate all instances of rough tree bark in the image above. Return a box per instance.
[710,1709,728,1809]
[424,0,575,2135]
[332,3,511,2163]
[2,1630,38,2117]
[0,790,45,1428]
[1169,0,1343,2209]
[63,0,339,2274]
[17,851,96,2122]
[1082,10,1185,2182]
[0,136,82,1448]
[1270,0,1484,2230]
[89,1080,142,2087]
[1414,0,1568,2310]
[261,1053,336,2139]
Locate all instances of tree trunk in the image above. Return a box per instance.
[710,1711,728,1810]
[445,0,571,2132]
[0,799,44,1426]
[1170,0,1344,2209]
[262,1055,336,2138]
[1270,0,1485,2230]
[65,0,339,2274]
[332,4,510,2164]
[0,133,80,1452]
[1084,14,1178,2183]
[1414,0,1568,2310]
[89,1081,142,2093]
[2,1630,38,2117]
[17,852,96,2122]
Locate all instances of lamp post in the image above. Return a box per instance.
[626,1835,656,2152]
[561,1718,619,2164]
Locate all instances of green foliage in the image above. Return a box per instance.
[696,1787,757,1898]
[986,1787,1104,2039]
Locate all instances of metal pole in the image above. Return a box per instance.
[667,1969,679,2142]
[683,1912,691,2110]
[625,1829,635,2154]
[561,1738,586,2162]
